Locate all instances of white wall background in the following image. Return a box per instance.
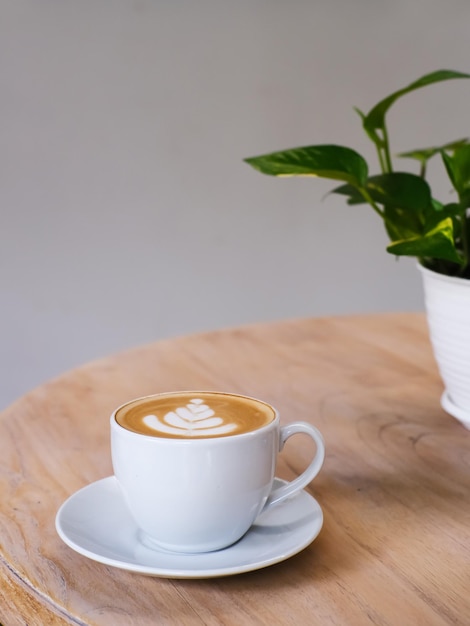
[2,0,470,408]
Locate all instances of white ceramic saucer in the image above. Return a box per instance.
[441,391,470,430]
[56,476,323,578]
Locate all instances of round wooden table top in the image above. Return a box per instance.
[1,313,469,625]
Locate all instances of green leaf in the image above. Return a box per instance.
[244,145,368,187]
[430,202,460,219]
[362,70,470,140]
[331,182,365,205]
[382,191,456,244]
[441,150,457,188]
[367,173,432,209]
[441,144,470,205]
[431,198,444,211]
[424,203,461,238]
[333,172,432,210]
[386,217,461,263]
[383,205,422,242]
[353,107,366,122]
[397,138,469,164]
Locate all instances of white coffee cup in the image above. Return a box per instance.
[111,391,325,553]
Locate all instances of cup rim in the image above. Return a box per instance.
[110,390,280,443]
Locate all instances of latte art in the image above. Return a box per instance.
[115,391,275,439]
[143,398,237,437]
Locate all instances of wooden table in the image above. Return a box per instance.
[1,313,469,625]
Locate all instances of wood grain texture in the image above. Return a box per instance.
[1,313,469,625]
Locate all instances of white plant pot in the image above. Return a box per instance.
[419,263,470,429]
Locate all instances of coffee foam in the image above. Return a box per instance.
[115,392,275,439]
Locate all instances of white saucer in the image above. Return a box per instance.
[441,391,470,430]
[55,476,323,578]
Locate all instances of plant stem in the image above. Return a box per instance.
[381,124,393,173]
[376,145,387,174]
[358,188,384,218]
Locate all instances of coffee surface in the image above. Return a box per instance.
[115,392,275,439]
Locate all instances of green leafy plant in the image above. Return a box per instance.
[245,70,470,277]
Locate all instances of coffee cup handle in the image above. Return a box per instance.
[263,422,325,511]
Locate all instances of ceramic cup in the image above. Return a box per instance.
[110,391,325,553]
